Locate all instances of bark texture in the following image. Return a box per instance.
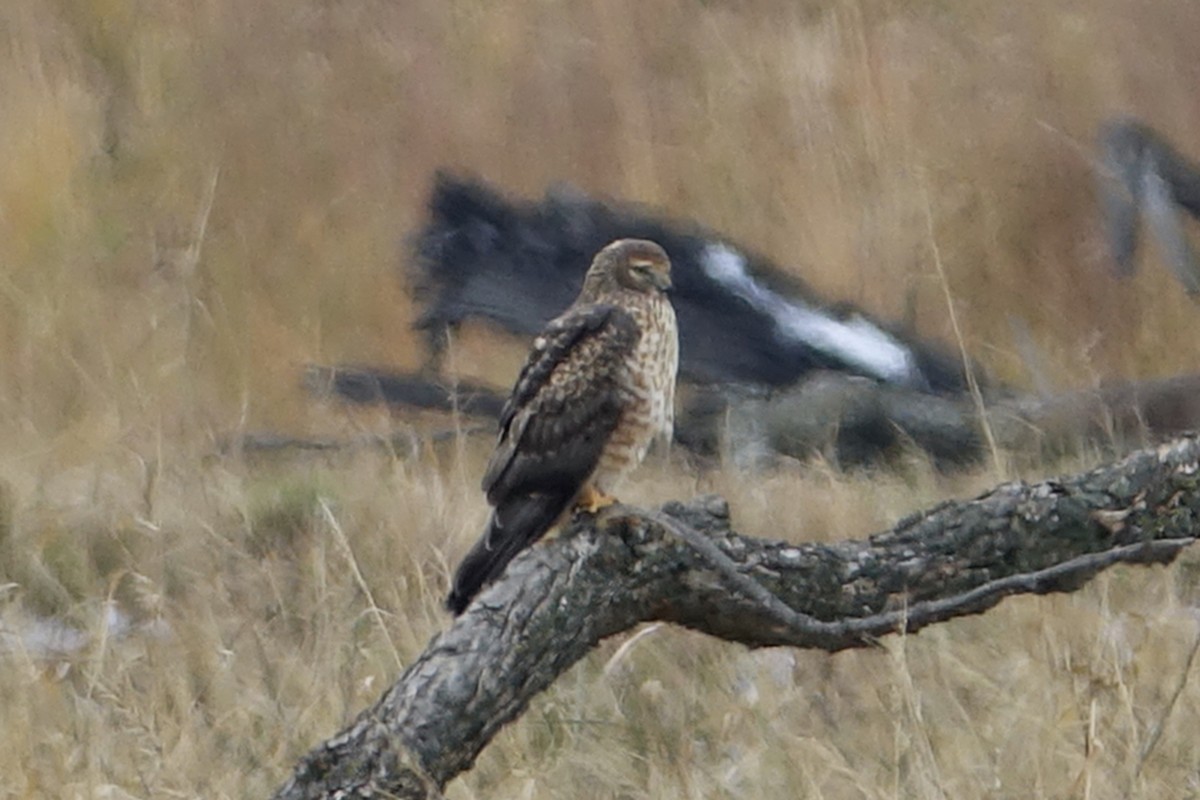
[272,435,1200,799]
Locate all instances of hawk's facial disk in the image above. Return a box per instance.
[612,241,672,294]
[583,238,673,299]
[624,257,672,293]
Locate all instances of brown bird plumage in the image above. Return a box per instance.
[446,239,679,615]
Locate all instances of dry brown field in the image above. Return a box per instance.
[2,1,1200,797]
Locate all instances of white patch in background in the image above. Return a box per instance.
[0,600,169,659]
[700,243,922,386]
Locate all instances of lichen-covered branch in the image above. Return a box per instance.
[271,435,1200,800]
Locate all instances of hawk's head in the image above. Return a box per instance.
[583,239,672,299]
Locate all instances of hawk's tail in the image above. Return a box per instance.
[446,492,574,616]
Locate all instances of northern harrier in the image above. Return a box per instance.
[446,239,678,615]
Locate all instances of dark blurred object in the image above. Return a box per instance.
[304,364,505,418]
[297,167,1200,470]
[410,172,975,393]
[302,363,1200,471]
[1098,117,1200,294]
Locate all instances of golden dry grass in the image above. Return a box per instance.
[2,0,1200,797]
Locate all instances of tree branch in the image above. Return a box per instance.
[271,435,1200,799]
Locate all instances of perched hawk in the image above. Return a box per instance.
[446,239,678,615]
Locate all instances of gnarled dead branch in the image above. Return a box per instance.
[271,434,1200,799]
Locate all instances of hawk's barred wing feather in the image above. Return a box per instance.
[447,302,641,615]
[481,303,640,506]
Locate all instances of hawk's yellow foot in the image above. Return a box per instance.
[576,484,618,514]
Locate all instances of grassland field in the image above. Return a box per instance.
[2,1,1200,797]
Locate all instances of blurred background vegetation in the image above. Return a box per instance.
[2,1,1200,797]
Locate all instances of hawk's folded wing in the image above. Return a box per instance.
[482,303,640,510]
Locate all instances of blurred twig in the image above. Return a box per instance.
[320,499,404,672]
[920,181,1003,475]
[1134,622,1200,778]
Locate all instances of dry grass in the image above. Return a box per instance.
[3,0,1200,797]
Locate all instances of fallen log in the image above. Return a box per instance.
[409,172,975,392]
[305,363,1200,469]
[303,364,505,418]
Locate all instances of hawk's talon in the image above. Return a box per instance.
[576,485,618,515]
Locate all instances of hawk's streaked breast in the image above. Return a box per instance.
[592,289,678,493]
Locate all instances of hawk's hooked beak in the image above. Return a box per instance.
[653,272,673,292]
